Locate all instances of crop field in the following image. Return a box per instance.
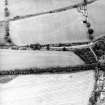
[0,49,95,105]
[0,71,95,105]
[0,0,105,105]
[87,0,105,39]
[8,0,83,17]
[9,9,88,46]
[0,0,105,46]
[0,0,5,21]
[8,0,105,46]
[0,49,84,71]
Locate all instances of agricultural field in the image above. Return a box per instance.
[0,49,95,105]
[0,49,84,71]
[9,0,105,46]
[8,0,83,17]
[0,0,105,105]
[9,9,88,45]
[0,22,6,45]
[0,0,5,45]
[0,0,5,21]
[0,71,95,105]
[87,0,105,39]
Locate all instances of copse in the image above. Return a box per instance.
[30,43,41,50]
